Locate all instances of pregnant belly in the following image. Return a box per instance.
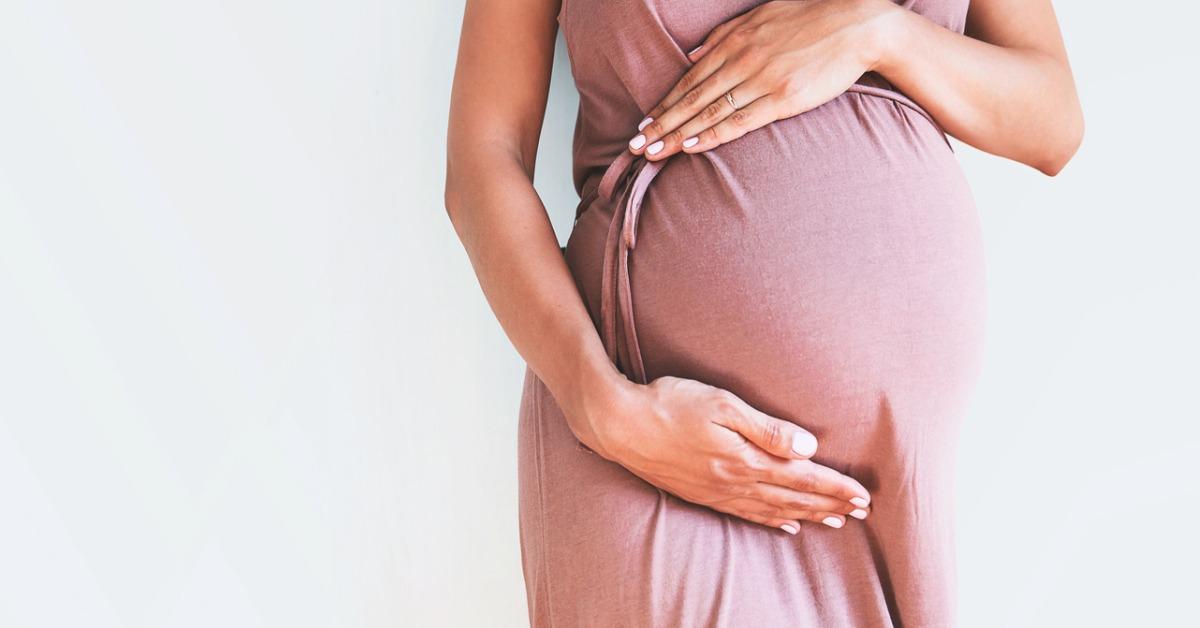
[564,89,987,468]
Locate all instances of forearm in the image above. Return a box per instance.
[867,0,1083,174]
[444,146,632,452]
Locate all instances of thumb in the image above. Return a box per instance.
[722,394,818,459]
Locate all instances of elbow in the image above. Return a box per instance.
[1035,105,1085,177]
[443,158,464,226]
[443,178,458,223]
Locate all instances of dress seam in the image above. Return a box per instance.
[530,372,557,627]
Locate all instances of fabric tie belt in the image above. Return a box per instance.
[588,82,948,386]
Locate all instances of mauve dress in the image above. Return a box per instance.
[517,0,986,626]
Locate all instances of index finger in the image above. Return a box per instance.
[629,52,727,153]
[629,12,751,142]
[758,458,872,508]
[683,9,753,64]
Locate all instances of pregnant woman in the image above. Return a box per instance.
[445,0,1081,625]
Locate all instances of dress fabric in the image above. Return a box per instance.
[517,0,986,626]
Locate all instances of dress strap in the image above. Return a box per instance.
[597,150,664,385]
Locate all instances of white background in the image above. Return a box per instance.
[1,1,1197,626]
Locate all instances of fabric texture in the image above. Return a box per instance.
[519,1,986,625]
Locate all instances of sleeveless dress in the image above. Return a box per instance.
[517,1,986,626]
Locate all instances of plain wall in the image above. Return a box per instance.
[1,1,1196,626]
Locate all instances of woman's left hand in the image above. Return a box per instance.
[628,0,900,161]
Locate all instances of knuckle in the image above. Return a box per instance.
[787,494,817,511]
[781,74,804,98]
[737,45,766,67]
[740,451,768,475]
[726,459,756,483]
[677,72,697,92]
[789,467,816,491]
[702,99,725,121]
[730,108,753,125]
[664,129,685,144]
[760,420,783,449]
[681,88,703,108]
[706,457,730,481]
[712,389,740,416]
[643,119,665,138]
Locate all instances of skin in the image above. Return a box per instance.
[630,0,1083,175]
[444,0,1081,533]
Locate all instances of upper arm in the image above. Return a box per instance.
[964,0,1071,64]
[446,0,561,179]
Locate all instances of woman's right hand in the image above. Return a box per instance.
[585,375,872,534]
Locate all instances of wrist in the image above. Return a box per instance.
[862,0,914,76]
[558,356,639,460]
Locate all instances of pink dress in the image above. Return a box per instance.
[518,0,986,625]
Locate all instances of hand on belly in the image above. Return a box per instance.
[586,374,872,534]
[627,0,899,161]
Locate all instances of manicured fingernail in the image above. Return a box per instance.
[687,44,704,56]
[646,140,664,155]
[780,523,798,535]
[791,432,817,457]
[629,134,646,150]
[849,508,868,520]
[850,496,869,508]
[682,136,699,149]
[637,116,653,131]
[822,516,844,529]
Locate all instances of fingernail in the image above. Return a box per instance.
[850,496,869,508]
[791,432,817,457]
[637,116,653,131]
[646,140,665,155]
[687,44,704,56]
[682,136,699,149]
[822,516,844,529]
[629,134,646,150]
[780,523,798,535]
[849,508,868,520]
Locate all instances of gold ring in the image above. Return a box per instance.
[725,90,737,110]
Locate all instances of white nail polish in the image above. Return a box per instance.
[791,432,817,457]
[780,523,798,535]
[646,140,664,155]
[682,136,699,149]
[849,508,868,520]
[638,116,653,131]
[629,134,646,150]
[822,516,844,529]
[850,496,869,508]
[687,44,704,56]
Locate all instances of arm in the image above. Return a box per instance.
[872,0,1084,175]
[443,0,624,453]
[445,0,873,532]
[627,0,1083,176]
